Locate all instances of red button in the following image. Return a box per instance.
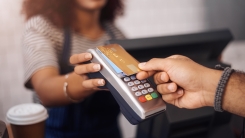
[139,96,147,103]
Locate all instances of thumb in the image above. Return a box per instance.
[138,58,170,72]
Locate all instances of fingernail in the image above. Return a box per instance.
[160,73,165,81]
[93,64,101,71]
[177,89,183,95]
[98,79,105,86]
[85,53,92,59]
[138,62,146,67]
[168,84,175,91]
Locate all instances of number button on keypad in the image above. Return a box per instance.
[138,85,144,90]
[130,75,136,80]
[135,92,142,97]
[134,80,140,85]
[124,77,130,82]
[148,88,154,93]
[144,83,150,88]
[142,90,148,94]
[128,82,134,87]
[131,87,138,92]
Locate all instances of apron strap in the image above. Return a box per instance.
[59,28,73,75]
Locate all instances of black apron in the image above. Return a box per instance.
[45,28,121,138]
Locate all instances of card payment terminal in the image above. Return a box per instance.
[87,44,166,125]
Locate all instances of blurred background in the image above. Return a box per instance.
[0,0,245,137]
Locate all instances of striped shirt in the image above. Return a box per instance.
[23,15,125,87]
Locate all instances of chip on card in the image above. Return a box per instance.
[97,44,141,76]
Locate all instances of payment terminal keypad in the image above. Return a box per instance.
[122,75,159,103]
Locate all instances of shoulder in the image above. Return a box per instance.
[104,22,126,39]
[24,15,62,37]
[25,15,52,31]
[23,15,64,47]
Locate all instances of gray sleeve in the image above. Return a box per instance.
[23,23,59,89]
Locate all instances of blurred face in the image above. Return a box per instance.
[75,0,107,11]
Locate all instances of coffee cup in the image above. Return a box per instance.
[6,103,48,138]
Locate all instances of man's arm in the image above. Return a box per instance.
[223,71,245,117]
[136,55,245,117]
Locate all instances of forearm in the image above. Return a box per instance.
[36,75,69,106]
[222,71,245,117]
[34,72,83,107]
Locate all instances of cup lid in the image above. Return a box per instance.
[6,103,48,125]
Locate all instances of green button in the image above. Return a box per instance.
[151,92,158,98]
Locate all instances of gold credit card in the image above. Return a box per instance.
[97,44,141,76]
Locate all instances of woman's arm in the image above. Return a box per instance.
[23,17,106,107]
[31,55,105,107]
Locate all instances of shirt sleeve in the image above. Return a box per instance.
[23,16,59,89]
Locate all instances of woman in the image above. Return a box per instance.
[22,0,125,137]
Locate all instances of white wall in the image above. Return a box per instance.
[0,0,32,122]
[0,0,244,138]
[116,0,207,39]
[116,0,245,40]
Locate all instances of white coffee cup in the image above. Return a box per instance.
[6,103,48,138]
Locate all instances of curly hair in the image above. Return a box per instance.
[22,0,124,29]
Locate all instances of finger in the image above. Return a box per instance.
[168,55,192,62]
[153,72,170,84]
[157,82,178,94]
[161,88,184,103]
[70,53,92,64]
[74,63,101,74]
[138,58,172,72]
[167,55,186,59]
[136,71,156,80]
[82,79,105,89]
[138,55,192,72]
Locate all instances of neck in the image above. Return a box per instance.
[74,9,104,39]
